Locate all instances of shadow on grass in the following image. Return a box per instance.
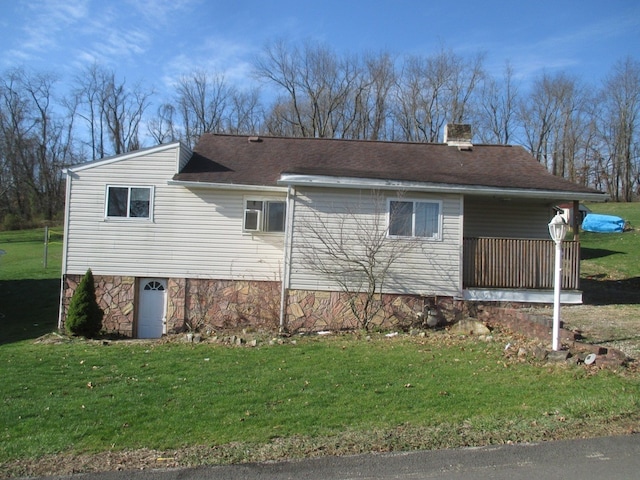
[0,279,60,345]
[581,276,640,305]
[581,247,626,260]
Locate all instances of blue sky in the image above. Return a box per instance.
[1,0,639,99]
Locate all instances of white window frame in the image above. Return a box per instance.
[243,197,286,233]
[105,185,154,220]
[387,198,443,240]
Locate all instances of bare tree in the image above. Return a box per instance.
[519,72,589,180]
[0,70,30,221]
[256,40,362,138]
[296,191,412,331]
[255,39,310,137]
[73,64,151,158]
[393,48,485,142]
[0,68,77,225]
[338,52,396,140]
[366,52,397,140]
[103,77,150,154]
[175,70,234,146]
[225,87,264,135]
[73,63,107,160]
[147,103,179,144]
[394,54,446,142]
[475,62,519,144]
[597,57,640,201]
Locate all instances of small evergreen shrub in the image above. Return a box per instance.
[66,269,103,338]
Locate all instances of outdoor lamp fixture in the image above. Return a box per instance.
[548,214,568,351]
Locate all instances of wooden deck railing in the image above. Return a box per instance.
[463,237,580,290]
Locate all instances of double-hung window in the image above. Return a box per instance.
[388,199,441,239]
[106,186,153,219]
[244,199,286,233]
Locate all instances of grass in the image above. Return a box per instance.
[0,228,63,344]
[2,334,639,471]
[0,228,63,281]
[575,202,640,310]
[581,202,640,280]
[1,211,640,477]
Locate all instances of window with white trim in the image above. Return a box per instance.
[388,199,442,239]
[243,199,286,233]
[106,186,153,219]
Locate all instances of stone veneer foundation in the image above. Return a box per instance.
[60,274,465,336]
[60,277,629,366]
[180,279,281,333]
[61,274,136,337]
[286,290,464,332]
[60,275,281,337]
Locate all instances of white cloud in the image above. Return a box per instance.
[160,36,258,94]
[125,0,199,26]
[21,0,89,52]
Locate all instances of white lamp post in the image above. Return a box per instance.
[548,214,568,351]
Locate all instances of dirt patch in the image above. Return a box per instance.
[525,278,640,360]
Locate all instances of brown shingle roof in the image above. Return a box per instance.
[173,133,602,195]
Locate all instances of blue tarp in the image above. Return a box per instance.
[581,213,626,233]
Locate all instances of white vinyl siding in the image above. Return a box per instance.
[464,197,553,239]
[63,144,284,280]
[288,188,462,297]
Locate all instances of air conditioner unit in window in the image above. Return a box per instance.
[244,209,261,231]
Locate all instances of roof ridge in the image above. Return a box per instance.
[199,132,520,149]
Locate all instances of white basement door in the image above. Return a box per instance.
[137,278,167,338]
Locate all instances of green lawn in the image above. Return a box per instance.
[2,334,639,470]
[0,228,63,281]
[581,202,640,279]
[0,228,62,344]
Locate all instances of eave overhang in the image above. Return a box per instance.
[167,179,288,193]
[277,173,609,202]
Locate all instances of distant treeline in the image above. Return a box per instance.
[1,40,639,229]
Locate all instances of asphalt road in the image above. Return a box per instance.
[32,434,640,480]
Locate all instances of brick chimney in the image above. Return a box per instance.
[443,124,473,150]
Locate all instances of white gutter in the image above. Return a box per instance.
[277,174,608,202]
[168,179,288,193]
[279,185,295,333]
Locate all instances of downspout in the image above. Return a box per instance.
[279,185,295,333]
[57,170,74,331]
[458,195,465,299]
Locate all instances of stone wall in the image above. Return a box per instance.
[285,289,464,332]
[63,274,567,339]
[182,279,281,333]
[166,277,186,334]
[470,303,578,345]
[61,275,282,337]
[61,274,136,337]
